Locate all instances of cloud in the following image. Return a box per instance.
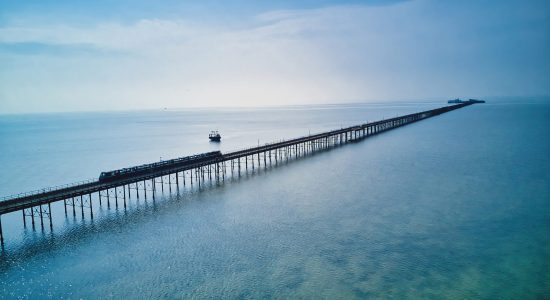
[0,0,549,114]
[0,19,201,52]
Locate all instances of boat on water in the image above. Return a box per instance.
[209,131,221,142]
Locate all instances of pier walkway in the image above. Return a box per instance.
[0,101,476,244]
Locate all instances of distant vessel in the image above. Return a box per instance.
[209,131,221,142]
[448,98,486,104]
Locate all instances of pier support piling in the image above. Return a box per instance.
[89,193,93,218]
[31,207,35,228]
[48,203,53,229]
[0,215,3,244]
[72,197,76,216]
[39,205,44,229]
[81,195,85,218]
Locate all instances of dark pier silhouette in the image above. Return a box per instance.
[0,101,478,245]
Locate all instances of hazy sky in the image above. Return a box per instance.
[0,0,549,113]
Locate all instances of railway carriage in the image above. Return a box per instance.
[99,151,222,182]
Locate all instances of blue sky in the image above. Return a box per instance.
[0,0,548,113]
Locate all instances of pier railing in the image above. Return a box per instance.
[0,178,97,203]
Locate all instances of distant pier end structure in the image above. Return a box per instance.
[0,100,482,245]
[448,98,485,104]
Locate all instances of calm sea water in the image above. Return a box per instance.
[0,99,548,299]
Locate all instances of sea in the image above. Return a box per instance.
[0,98,548,299]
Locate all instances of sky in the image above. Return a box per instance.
[0,0,549,114]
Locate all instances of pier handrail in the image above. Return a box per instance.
[0,178,97,202]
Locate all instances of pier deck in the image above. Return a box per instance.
[0,101,476,244]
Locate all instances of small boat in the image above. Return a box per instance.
[209,131,221,142]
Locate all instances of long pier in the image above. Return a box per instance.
[0,101,476,244]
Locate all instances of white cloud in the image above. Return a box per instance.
[0,19,203,51]
[0,0,548,113]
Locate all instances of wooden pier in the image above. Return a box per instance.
[0,101,477,244]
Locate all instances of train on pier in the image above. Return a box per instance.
[99,151,222,182]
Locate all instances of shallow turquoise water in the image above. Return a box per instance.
[0,99,548,298]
